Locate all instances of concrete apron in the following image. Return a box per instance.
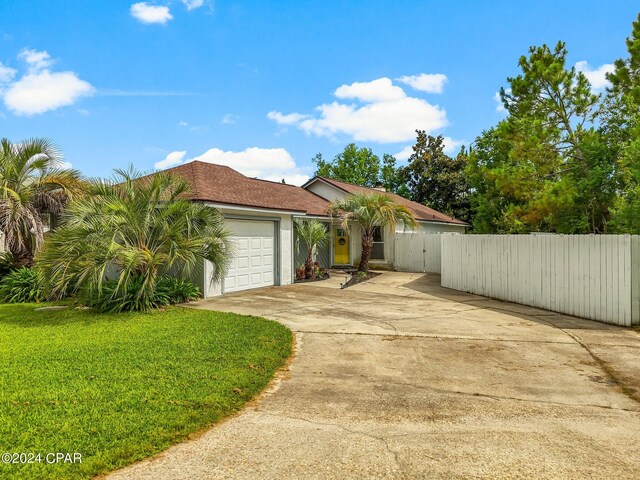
[108,272,640,479]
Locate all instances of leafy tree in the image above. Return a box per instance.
[606,14,640,233]
[608,13,640,106]
[38,169,232,307]
[313,145,407,194]
[313,144,381,187]
[328,192,417,272]
[0,138,86,266]
[294,219,329,279]
[401,131,471,223]
[381,153,410,197]
[470,42,616,233]
[465,124,516,232]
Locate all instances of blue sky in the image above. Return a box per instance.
[0,1,637,184]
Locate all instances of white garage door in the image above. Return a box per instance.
[224,219,275,293]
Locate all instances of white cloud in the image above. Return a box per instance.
[155,150,187,169]
[130,2,173,24]
[4,70,94,116]
[442,137,465,155]
[191,147,295,173]
[262,173,310,186]
[494,89,511,113]
[221,113,239,124]
[334,77,406,102]
[181,0,205,10]
[393,145,413,161]
[393,137,464,160]
[575,61,615,92]
[59,160,73,170]
[494,92,504,112]
[269,77,448,143]
[154,146,310,186]
[0,62,17,84]
[0,49,94,116]
[18,49,53,71]
[397,73,447,94]
[177,120,189,127]
[267,111,309,125]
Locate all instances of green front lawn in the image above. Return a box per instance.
[0,304,292,480]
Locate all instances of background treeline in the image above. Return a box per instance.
[313,13,640,234]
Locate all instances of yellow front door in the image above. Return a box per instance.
[333,228,350,265]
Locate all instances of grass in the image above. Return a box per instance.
[0,304,292,480]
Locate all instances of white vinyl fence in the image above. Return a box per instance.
[440,234,640,327]
[394,233,442,273]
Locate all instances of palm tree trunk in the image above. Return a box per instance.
[14,249,34,268]
[305,248,315,279]
[358,234,373,272]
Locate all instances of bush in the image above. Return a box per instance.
[0,252,17,279]
[0,267,45,303]
[156,276,202,304]
[84,275,201,313]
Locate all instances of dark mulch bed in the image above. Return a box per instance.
[294,272,330,283]
[341,271,381,289]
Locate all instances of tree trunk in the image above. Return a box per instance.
[12,247,33,268]
[358,234,373,272]
[305,248,315,279]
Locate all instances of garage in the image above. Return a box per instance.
[223,219,276,293]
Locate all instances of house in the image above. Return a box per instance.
[300,176,467,272]
[161,161,467,297]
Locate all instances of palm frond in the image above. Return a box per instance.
[0,138,87,264]
[38,168,232,301]
[328,191,418,271]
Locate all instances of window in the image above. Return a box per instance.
[371,226,384,260]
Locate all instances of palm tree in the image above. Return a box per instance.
[38,168,232,304]
[295,219,329,279]
[328,192,418,272]
[0,138,85,266]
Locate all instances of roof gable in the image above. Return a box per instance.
[304,176,467,226]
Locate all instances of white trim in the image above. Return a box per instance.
[205,202,303,215]
[371,225,385,261]
[417,220,467,227]
[304,178,467,227]
[293,215,331,221]
[301,177,325,189]
[302,176,348,193]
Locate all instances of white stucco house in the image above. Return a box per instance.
[158,161,467,298]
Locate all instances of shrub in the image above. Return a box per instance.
[0,267,45,303]
[0,252,17,279]
[37,168,231,307]
[84,275,201,313]
[156,276,201,304]
[295,265,306,280]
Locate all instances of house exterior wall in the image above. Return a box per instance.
[418,222,466,234]
[305,182,347,202]
[348,223,463,270]
[304,181,465,269]
[293,222,331,270]
[201,207,294,298]
[346,223,395,269]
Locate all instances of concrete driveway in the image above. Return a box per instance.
[109,272,640,479]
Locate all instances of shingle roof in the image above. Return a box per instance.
[308,176,468,226]
[158,161,331,216]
